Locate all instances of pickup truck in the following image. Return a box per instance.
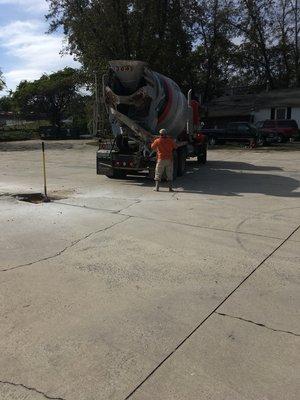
[255,120,299,143]
[202,122,278,146]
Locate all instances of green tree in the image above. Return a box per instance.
[13,68,83,130]
[190,0,236,101]
[0,95,13,112]
[46,0,300,101]
[271,0,300,86]
[230,0,275,88]
[46,0,194,88]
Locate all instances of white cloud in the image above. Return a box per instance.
[5,68,45,82]
[0,0,48,13]
[0,20,80,90]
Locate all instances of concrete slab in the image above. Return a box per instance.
[121,195,300,239]
[127,231,300,400]
[290,227,300,242]
[0,382,50,400]
[218,239,300,333]
[0,215,279,400]
[0,141,299,400]
[129,313,300,400]
[0,198,126,269]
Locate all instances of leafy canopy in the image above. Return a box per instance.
[45,0,300,100]
[13,67,83,127]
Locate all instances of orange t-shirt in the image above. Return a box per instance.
[151,137,177,160]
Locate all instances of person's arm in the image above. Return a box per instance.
[151,139,158,150]
[173,139,178,150]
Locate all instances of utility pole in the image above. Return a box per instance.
[295,0,299,85]
[93,73,99,137]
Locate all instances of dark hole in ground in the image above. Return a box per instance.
[13,193,54,203]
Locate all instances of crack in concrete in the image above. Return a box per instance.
[118,212,284,241]
[1,216,131,273]
[50,197,299,242]
[216,312,300,337]
[52,199,141,215]
[117,200,142,213]
[0,380,65,400]
[123,223,300,399]
[52,199,287,241]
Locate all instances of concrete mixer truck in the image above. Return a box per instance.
[96,60,207,179]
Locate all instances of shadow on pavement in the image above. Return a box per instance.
[207,160,282,172]
[122,160,300,198]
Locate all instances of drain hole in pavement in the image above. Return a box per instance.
[13,193,52,204]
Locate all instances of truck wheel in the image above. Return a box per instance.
[208,136,216,146]
[257,138,264,146]
[177,147,187,177]
[277,134,285,143]
[197,146,207,164]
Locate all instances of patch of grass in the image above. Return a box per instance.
[0,120,50,142]
[2,120,49,132]
[0,130,40,142]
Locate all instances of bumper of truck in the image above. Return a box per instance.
[96,150,154,176]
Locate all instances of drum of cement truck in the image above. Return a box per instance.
[107,60,189,140]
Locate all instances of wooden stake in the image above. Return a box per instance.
[41,142,50,202]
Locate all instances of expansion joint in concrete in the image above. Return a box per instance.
[123,223,300,399]
[215,312,300,337]
[0,380,65,400]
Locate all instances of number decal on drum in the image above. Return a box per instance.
[114,65,133,72]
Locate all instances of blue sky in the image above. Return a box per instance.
[0,0,79,93]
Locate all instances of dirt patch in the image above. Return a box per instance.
[13,193,52,203]
[0,188,74,204]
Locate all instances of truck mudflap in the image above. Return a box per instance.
[97,160,114,176]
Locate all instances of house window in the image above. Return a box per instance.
[276,108,286,119]
[270,107,292,120]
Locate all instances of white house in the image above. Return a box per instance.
[204,88,300,128]
[252,88,300,124]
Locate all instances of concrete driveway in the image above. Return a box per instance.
[0,140,299,400]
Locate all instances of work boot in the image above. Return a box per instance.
[168,182,174,192]
[153,181,159,192]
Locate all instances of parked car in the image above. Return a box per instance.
[256,119,299,143]
[202,122,278,146]
[200,128,225,146]
[258,128,279,145]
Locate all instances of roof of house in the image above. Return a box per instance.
[205,87,300,117]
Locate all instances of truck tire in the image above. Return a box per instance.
[277,134,287,143]
[177,147,187,177]
[197,145,207,164]
[208,136,216,146]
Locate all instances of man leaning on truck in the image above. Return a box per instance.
[151,129,177,192]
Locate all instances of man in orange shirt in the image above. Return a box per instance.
[151,129,177,192]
